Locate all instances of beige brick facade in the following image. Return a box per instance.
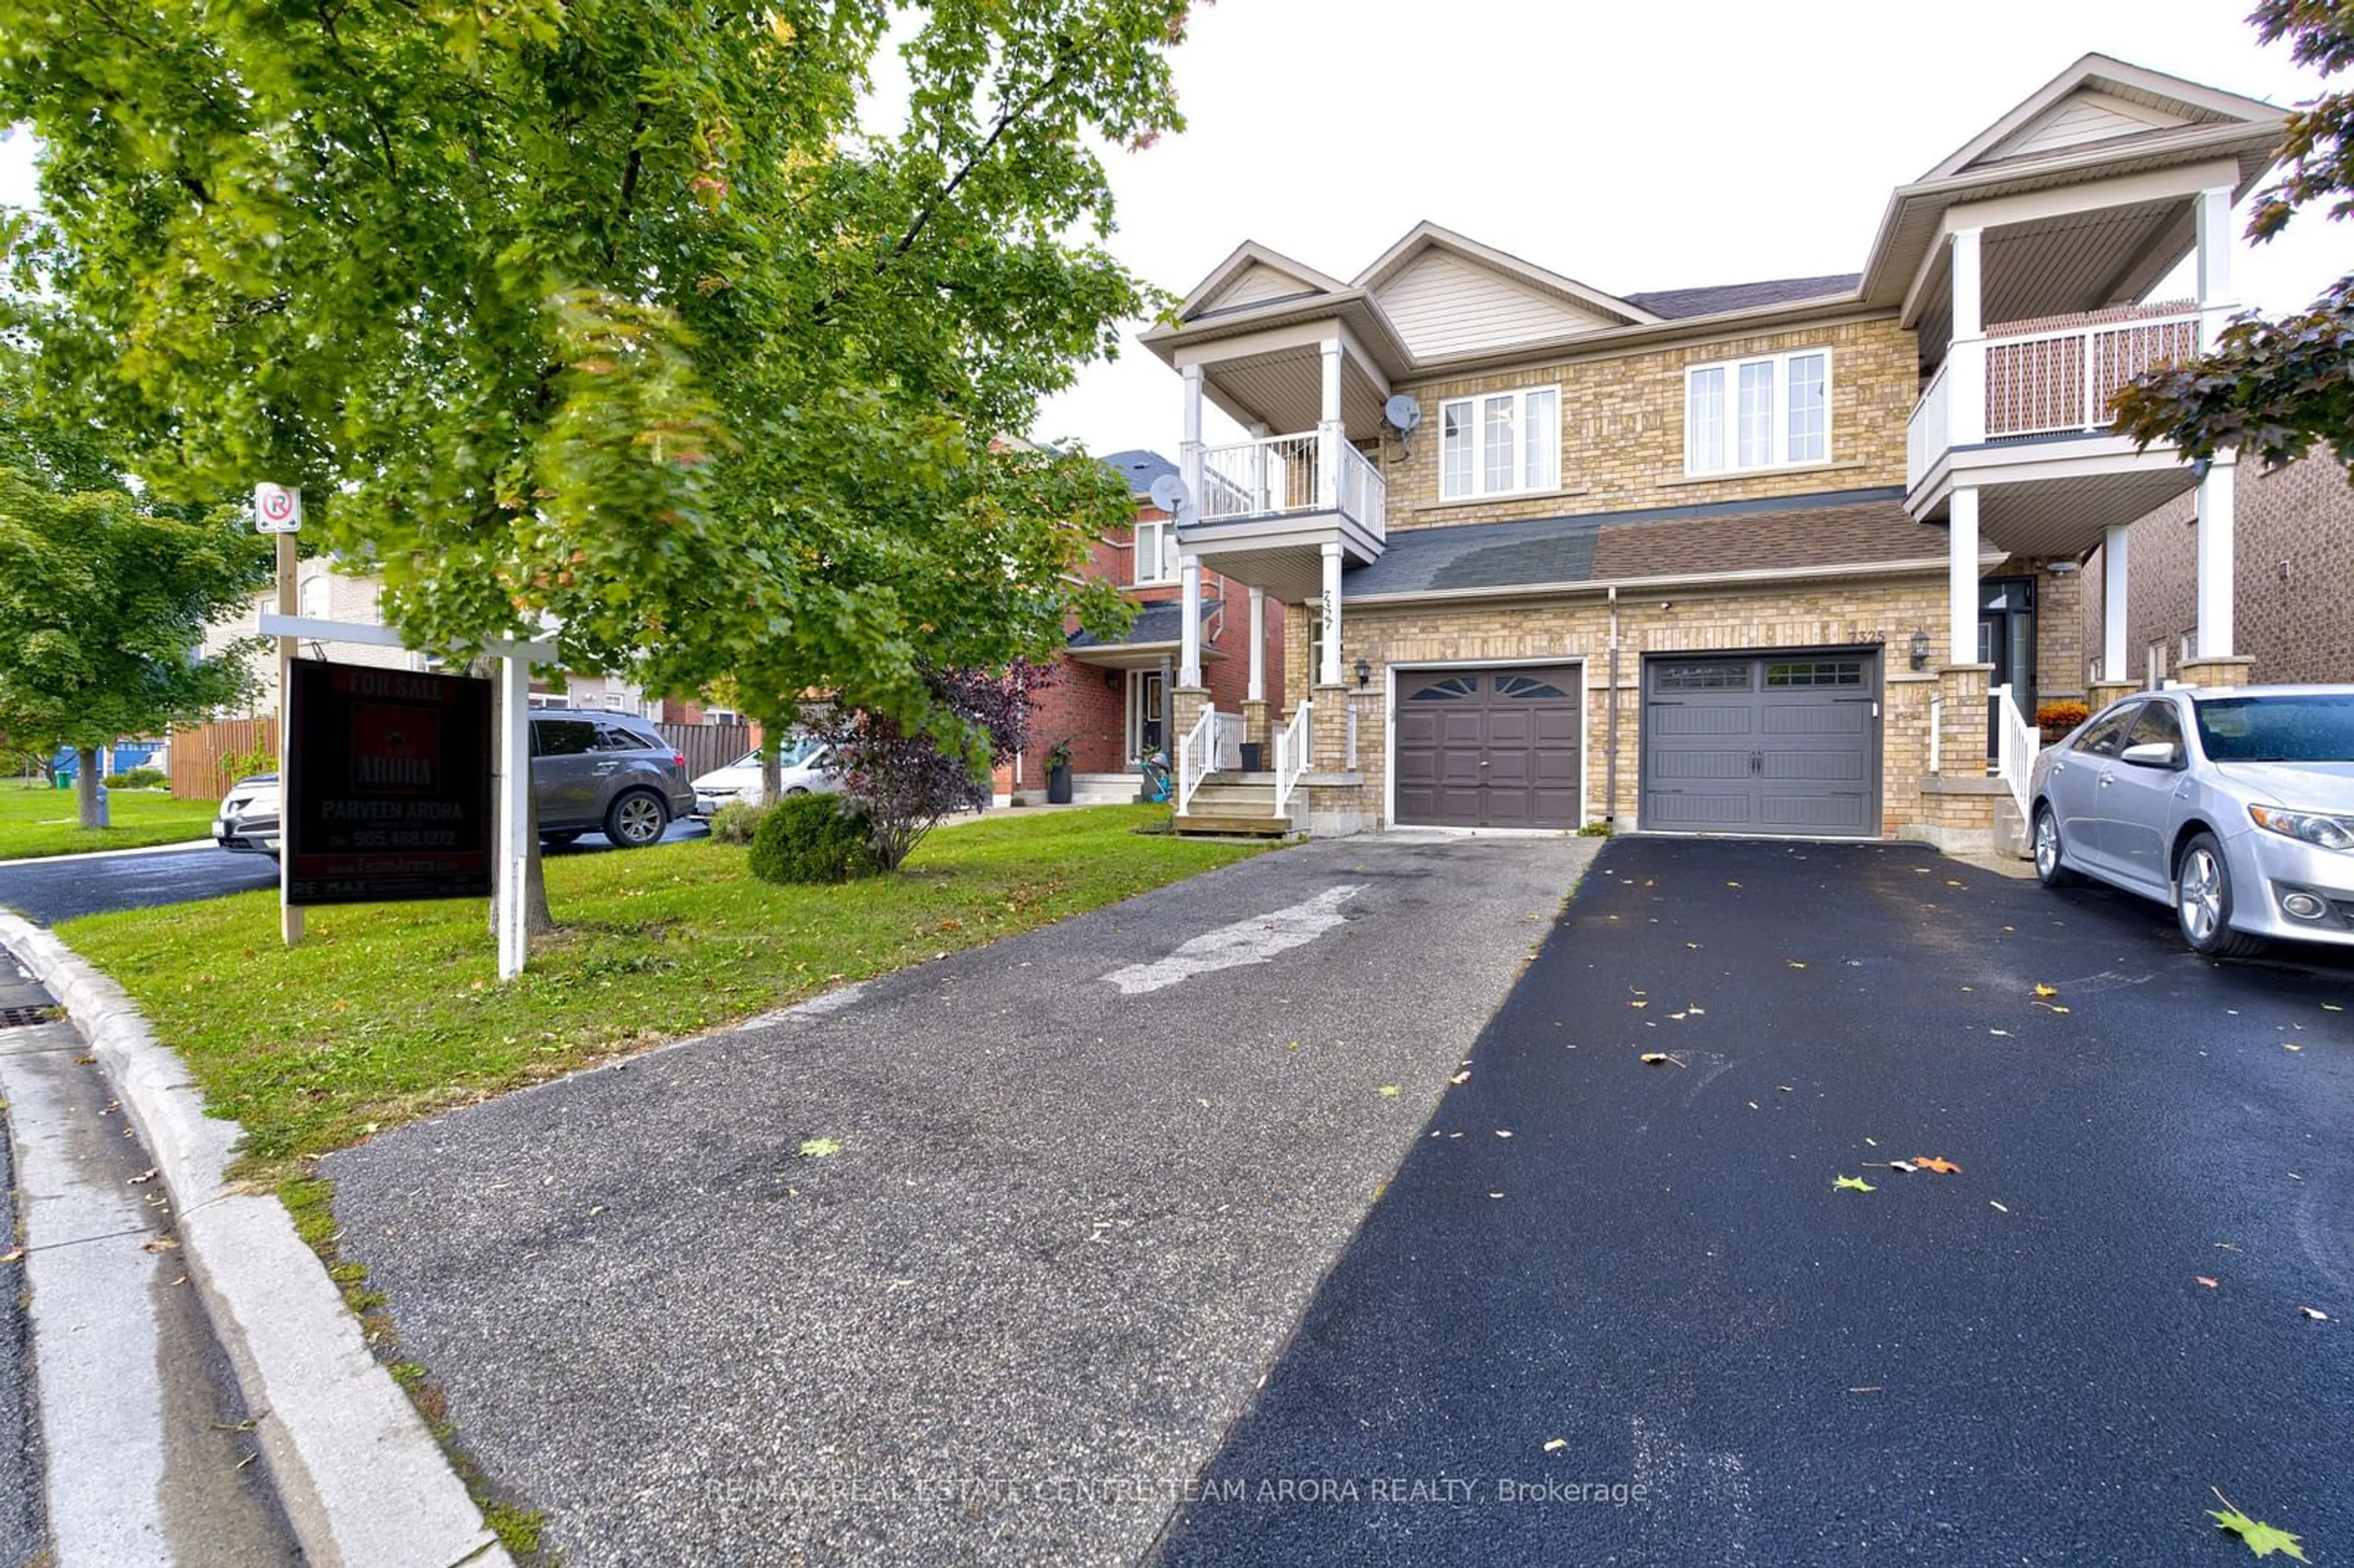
[1373,316,1918,530]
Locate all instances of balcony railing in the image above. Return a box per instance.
[1197,430,1387,539]
[1907,310,2201,490]
[1984,311,2198,438]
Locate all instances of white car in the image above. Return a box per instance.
[691,737,842,817]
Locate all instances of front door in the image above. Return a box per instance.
[1979,576,2036,758]
[1128,671,1167,763]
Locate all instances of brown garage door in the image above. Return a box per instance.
[1395,666,1583,829]
[1641,652,1880,835]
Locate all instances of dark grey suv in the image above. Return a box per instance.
[530,709,697,849]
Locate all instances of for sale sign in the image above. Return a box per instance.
[284,660,495,905]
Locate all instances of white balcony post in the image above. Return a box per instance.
[1948,227,1986,448]
[2195,459,2236,658]
[1948,485,1981,668]
[1319,541,1344,687]
[1246,587,1266,703]
[2102,523,2132,682]
[2195,185,2236,350]
[1178,363,1205,530]
[1247,421,1271,515]
[1317,339,1343,509]
[1179,553,1205,688]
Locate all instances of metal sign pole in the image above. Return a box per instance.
[275,531,303,947]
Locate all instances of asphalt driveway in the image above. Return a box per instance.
[324,831,1601,1566]
[1152,837,2353,1567]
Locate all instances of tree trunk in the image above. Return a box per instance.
[760,740,781,807]
[522,782,555,935]
[75,747,101,828]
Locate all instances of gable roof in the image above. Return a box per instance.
[1923,53,2284,181]
[1352,222,1658,327]
[1100,449,1178,499]
[1625,274,1863,320]
[1177,241,1352,322]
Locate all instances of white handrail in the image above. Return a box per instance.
[1197,430,1386,538]
[1990,683,2036,819]
[1272,701,1312,818]
[1176,701,1219,816]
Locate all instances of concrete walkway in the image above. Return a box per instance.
[326,831,1602,1565]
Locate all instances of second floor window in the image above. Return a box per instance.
[1685,349,1829,476]
[1440,386,1560,501]
[1133,519,1176,585]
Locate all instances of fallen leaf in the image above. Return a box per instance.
[2323,1003,2343,1013]
[1637,1052,1686,1068]
[1726,881,1741,888]
[1376,1085,1400,1097]
[2196,1276,2220,1288]
[1913,1156,1962,1174]
[1988,1200,2009,1213]
[1946,879,1964,888]
[1834,1175,1876,1193]
[797,1137,842,1159]
[1450,1071,1470,1084]
[2284,1043,2303,1052]
[2299,1305,2329,1322]
[2210,1490,2310,1561]
[128,1168,158,1186]
[1685,942,1701,950]
[1989,1029,2011,1037]
[1776,1085,1794,1093]
[1495,1130,1514,1139]
[140,1236,179,1254]
[0,1249,21,1266]
[1488,1191,1504,1200]
[2033,983,2059,999]
[1787,961,1808,970]
[1543,1438,1568,1452]
[1687,1005,1707,1015]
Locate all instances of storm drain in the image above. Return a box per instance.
[0,1006,59,1029]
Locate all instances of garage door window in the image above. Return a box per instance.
[1496,675,1571,699]
[1409,676,1478,701]
[1656,663,1753,692]
[1765,660,1865,688]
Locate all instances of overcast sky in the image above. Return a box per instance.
[4,1,2344,462]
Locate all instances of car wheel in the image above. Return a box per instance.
[785,786,810,797]
[604,789,668,849]
[2173,831,2266,958]
[2031,802,2079,888]
[540,831,582,848]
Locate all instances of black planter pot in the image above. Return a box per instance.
[1238,742,1263,772]
[1046,764,1073,804]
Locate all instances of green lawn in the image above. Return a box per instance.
[0,782,218,859]
[60,805,1268,1176]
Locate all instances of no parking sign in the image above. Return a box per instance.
[253,482,303,533]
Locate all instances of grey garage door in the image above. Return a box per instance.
[1395,667,1582,829]
[1642,652,1880,836]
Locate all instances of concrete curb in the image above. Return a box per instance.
[0,912,511,1568]
[0,837,217,870]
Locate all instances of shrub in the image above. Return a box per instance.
[749,792,877,885]
[2034,701,2091,743]
[104,766,167,790]
[707,799,772,846]
[1577,818,1614,837]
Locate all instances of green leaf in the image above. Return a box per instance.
[2211,1504,2310,1561]
[1833,1175,1876,1193]
[796,1137,842,1159]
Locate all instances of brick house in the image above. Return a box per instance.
[994,450,1287,803]
[1140,55,2288,850]
[2084,452,2354,690]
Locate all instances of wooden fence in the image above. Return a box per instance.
[170,716,754,799]
[169,717,277,800]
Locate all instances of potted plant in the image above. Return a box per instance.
[1045,737,1075,804]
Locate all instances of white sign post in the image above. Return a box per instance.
[257,486,304,946]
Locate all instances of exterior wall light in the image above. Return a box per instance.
[1909,629,1932,671]
[1353,657,1372,688]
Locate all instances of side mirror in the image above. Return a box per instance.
[2120,741,2181,770]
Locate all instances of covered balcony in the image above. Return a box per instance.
[1188,428,1387,602]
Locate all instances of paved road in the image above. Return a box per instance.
[1151,837,2354,1567]
[326,833,1602,1566]
[0,818,707,926]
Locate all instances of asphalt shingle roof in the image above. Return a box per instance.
[1346,487,1933,598]
[1100,449,1178,498]
[1625,274,1862,319]
[1067,597,1222,651]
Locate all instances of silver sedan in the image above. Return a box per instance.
[2027,684,2354,957]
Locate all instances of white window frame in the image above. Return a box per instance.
[1132,519,1176,587]
[1683,348,1833,477]
[1438,384,1560,501]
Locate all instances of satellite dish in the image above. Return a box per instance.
[1148,473,1192,521]
[1384,394,1423,457]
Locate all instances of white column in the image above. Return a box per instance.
[1316,339,1343,509]
[1947,227,1986,447]
[1948,486,1980,668]
[2195,459,2236,658]
[1178,363,1205,523]
[1178,553,1204,688]
[497,653,530,980]
[1319,541,1344,687]
[2102,522,2131,682]
[1246,587,1266,702]
[2194,185,2236,350]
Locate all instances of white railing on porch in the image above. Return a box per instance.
[1176,701,1219,816]
[1273,701,1312,818]
[1990,683,2037,820]
[1983,311,2199,439]
[1197,430,1387,538]
[1905,361,1951,490]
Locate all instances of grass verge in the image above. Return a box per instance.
[0,783,217,859]
[59,804,1267,1178]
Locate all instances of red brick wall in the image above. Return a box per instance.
[2087,454,2354,687]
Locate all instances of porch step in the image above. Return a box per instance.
[1171,812,1300,839]
[1993,793,2032,859]
[1186,780,1280,812]
[1070,772,1146,805]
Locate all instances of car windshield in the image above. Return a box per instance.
[2193,693,2354,763]
[730,736,825,770]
